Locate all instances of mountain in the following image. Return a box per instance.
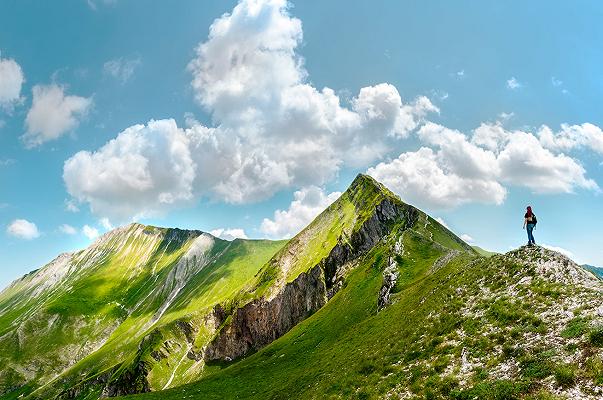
[1,174,602,400]
[583,264,603,279]
[471,245,498,258]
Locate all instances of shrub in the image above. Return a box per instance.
[553,364,575,388]
[588,325,603,347]
[561,317,587,339]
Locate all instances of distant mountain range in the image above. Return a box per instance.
[583,264,603,279]
[1,175,602,400]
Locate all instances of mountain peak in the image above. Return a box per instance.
[348,173,387,194]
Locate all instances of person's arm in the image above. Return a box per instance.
[523,218,527,229]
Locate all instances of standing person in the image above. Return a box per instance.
[523,206,537,246]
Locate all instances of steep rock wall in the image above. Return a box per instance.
[204,198,419,362]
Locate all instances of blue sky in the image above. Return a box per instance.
[1,0,603,288]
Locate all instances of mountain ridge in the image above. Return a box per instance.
[1,174,601,400]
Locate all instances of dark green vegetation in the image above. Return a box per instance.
[2,175,602,400]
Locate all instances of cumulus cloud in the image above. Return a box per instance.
[368,147,507,209]
[23,84,92,148]
[497,131,598,193]
[0,53,25,111]
[538,123,603,155]
[368,121,599,210]
[209,228,248,241]
[82,224,99,240]
[64,119,195,220]
[63,0,436,219]
[59,0,601,221]
[260,186,341,239]
[59,224,77,235]
[103,57,141,83]
[7,219,40,240]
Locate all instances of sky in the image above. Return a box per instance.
[1,0,603,288]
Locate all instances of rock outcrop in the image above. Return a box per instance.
[204,265,327,361]
[204,197,419,362]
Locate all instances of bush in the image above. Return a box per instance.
[588,325,603,347]
[561,317,587,338]
[553,364,575,388]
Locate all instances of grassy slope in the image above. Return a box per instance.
[0,225,286,399]
[123,226,471,399]
[246,174,471,303]
[124,247,603,399]
[120,180,487,400]
[472,246,499,258]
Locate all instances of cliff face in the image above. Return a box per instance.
[1,174,476,400]
[204,265,327,361]
[204,194,421,362]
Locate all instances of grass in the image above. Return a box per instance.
[119,231,482,400]
[3,176,600,400]
[0,226,285,399]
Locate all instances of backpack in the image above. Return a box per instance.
[531,214,537,225]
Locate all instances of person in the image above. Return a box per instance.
[523,206,537,246]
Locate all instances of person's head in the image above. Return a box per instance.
[527,206,532,214]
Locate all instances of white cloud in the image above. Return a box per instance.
[186,0,436,195]
[59,224,77,235]
[538,123,603,155]
[551,76,563,87]
[103,57,141,83]
[209,228,248,241]
[99,217,113,230]
[64,119,195,220]
[460,234,474,243]
[23,84,92,148]
[260,186,341,239]
[64,0,436,219]
[369,121,599,210]
[0,53,24,111]
[497,131,598,193]
[541,244,573,258]
[434,217,449,229]
[472,122,510,151]
[7,219,40,240]
[368,147,507,209]
[82,224,99,240]
[506,77,521,90]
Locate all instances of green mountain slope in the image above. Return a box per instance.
[583,264,603,279]
[124,245,603,400]
[0,224,286,399]
[471,245,498,258]
[3,174,601,400]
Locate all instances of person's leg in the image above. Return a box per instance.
[527,224,535,244]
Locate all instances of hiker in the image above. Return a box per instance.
[522,206,537,246]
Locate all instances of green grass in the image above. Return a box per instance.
[471,246,498,258]
[3,175,598,400]
[120,231,482,400]
[0,225,286,399]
